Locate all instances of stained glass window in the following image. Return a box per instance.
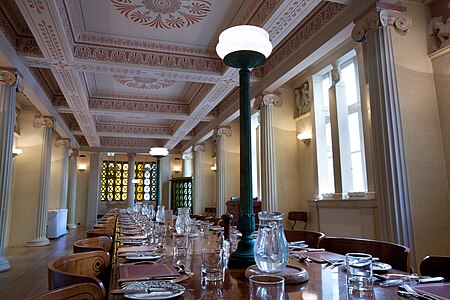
[135,162,157,201]
[100,160,128,201]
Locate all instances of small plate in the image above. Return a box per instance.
[210,226,222,231]
[372,262,392,272]
[122,240,144,245]
[125,253,162,261]
[123,281,185,299]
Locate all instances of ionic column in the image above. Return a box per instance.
[127,153,136,208]
[182,152,193,177]
[86,152,100,227]
[67,149,78,229]
[27,116,54,247]
[352,7,415,251]
[214,127,232,216]
[193,144,206,215]
[56,138,70,209]
[0,68,23,272]
[255,93,282,212]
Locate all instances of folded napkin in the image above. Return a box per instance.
[119,263,180,279]
[117,245,157,254]
[300,251,345,263]
[412,282,450,300]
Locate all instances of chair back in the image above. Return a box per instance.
[86,228,113,239]
[48,250,110,298]
[73,236,113,253]
[93,223,115,232]
[284,230,325,248]
[420,255,450,281]
[29,283,104,300]
[318,237,410,272]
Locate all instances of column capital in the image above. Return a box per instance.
[55,138,70,148]
[70,149,79,157]
[33,116,55,129]
[193,144,206,152]
[352,6,411,42]
[127,153,136,160]
[254,93,282,110]
[214,127,232,138]
[0,68,24,92]
[182,152,193,160]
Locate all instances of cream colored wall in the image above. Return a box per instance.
[75,151,90,226]
[224,120,240,201]
[273,87,302,228]
[8,107,43,246]
[48,134,62,210]
[198,139,216,214]
[393,1,450,263]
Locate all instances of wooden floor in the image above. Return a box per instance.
[0,227,87,299]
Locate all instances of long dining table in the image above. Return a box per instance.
[108,216,404,299]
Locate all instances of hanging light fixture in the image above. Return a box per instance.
[150,147,169,207]
[216,25,272,268]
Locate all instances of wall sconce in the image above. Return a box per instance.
[12,148,23,158]
[297,132,312,145]
[210,165,217,171]
[173,166,181,174]
[78,164,87,172]
[210,156,217,171]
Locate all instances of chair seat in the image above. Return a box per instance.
[420,255,450,281]
[29,283,104,300]
[73,236,113,253]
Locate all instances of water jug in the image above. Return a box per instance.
[254,211,289,273]
[175,207,191,233]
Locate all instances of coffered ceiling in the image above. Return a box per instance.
[0,0,350,153]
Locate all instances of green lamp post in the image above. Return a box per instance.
[149,147,169,208]
[216,25,272,268]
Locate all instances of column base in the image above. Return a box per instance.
[0,257,11,272]
[26,238,50,247]
[67,223,77,229]
[227,237,255,269]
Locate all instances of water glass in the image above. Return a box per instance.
[155,224,167,248]
[200,222,211,236]
[249,275,285,300]
[173,232,189,256]
[346,253,373,298]
[201,249,225,289]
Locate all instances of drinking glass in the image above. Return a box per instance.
[156,205,165,223]
[200,222,211,236]
[173,232,189,256]
[201,248,224,289]
[154,224,167,248]
[249,275,285,300]
[346,253,373,299]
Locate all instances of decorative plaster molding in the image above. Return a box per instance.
[0,69,24,92]
[70,149,79,157]
[52,95,69,107]
[127,153,136,159]
[352,9,411,42]
[55,138,70,148]
[214,127,232,138]
[182,152,193,160]
[96,124,173,136]
[113,75,175,90]
[254,93,283,110]
[89,98,189,114]
[16,37,42,56]
[193,144,206,152]
[33,116,55,129]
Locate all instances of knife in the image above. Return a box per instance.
[118,275,179,283]
[111,288,176,295]
[417,276,445,284]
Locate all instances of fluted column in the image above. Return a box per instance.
[56,138,70,209]
[0,69,23,272]
[352,7,415,251]
[27,116,54,247]
[214,127,232,216]
[193,144,206,215]
[127,153,136,208]
[67,149,78,229]
[255,93,282,212]
[182,152,193,177]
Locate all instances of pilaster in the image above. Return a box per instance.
[193,144,206,215]
[67,149,78,229]
[56,138,70,209]
[127,153,136,208]
[214,127,232,217]
[182,152,193,177]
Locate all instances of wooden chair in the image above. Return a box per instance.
[29,283,104,300]
[284,230,325,248]
[318,237,411,272]
[73,236,113,254]
[93,223,114,232]
[86,228,113,239]
[205,207,216,217]
[288,211,308,230]
[47,251,110,299]
[420,255,450,281]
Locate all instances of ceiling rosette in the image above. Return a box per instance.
[113,75,176,89]
[110,0,212,29]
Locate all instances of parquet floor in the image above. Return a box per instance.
[0,227,86,299]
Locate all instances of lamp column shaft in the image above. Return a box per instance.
[156,157,161,207]
[27,117,54,246]
[67,150,78,229]
[127,153,136,208]
[0,69,21,272]
[229,67,255,268]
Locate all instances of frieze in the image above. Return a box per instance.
[16,37,42,56]
[38,20,65,62]
[89,98,189,114]
[100,137,164,149]
[90,92,186,104]
[96,124,173,136]
[27,0,45,14]
[73,45,224,73]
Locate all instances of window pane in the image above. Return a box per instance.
[341,62,358,106]
[321,73,331,108]
[351,152,364,192]
[348,113,361,152]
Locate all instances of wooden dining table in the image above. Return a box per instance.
[109,223,404,299]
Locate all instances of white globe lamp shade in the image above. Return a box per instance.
[216,25,272,67]
[150,147,169,157]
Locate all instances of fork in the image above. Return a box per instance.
[399,284,440,300]
[322,258,344,269]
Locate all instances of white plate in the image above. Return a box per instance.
[210,226,222,231]
[372,262,392,272]
[125,253,162,261]
[123,281,185,299]
[122,240,144,245]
